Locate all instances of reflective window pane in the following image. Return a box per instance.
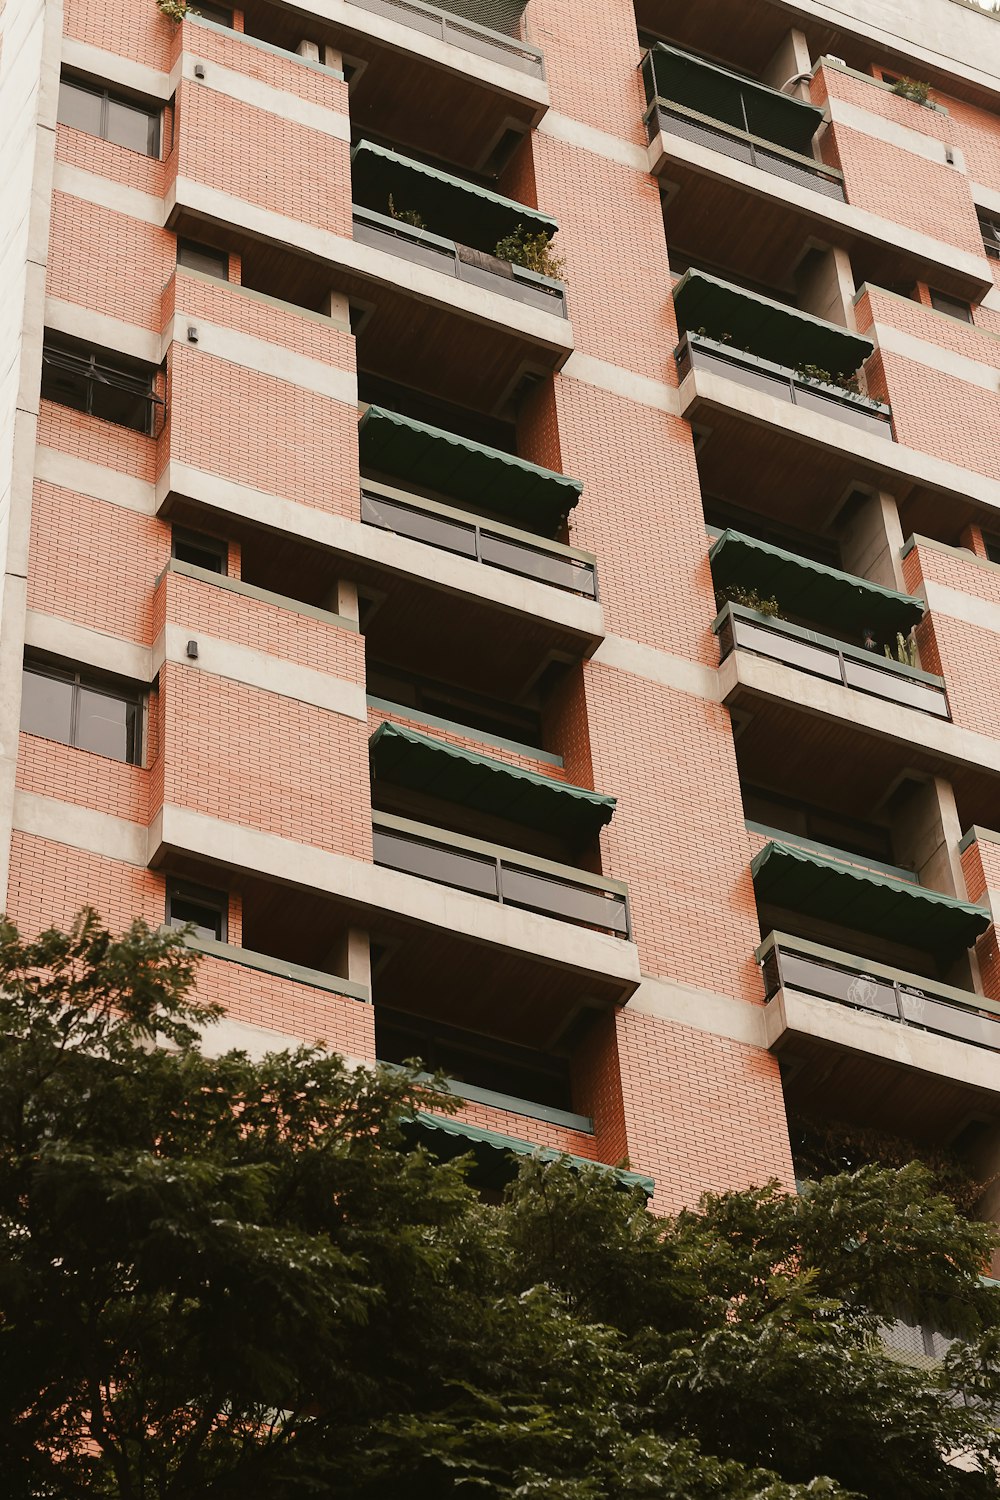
[89,377,151,433]
[177,240,229,280]
[105,96,159,156]
[167,892,226,942]
[40,354,89,414]
[76,685,139,763]
[20,669,74,745]
[57,79,103,135]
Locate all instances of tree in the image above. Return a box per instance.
[1,911,1000,1499]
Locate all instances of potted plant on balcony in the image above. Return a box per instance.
[890,76,932,106]
[387,195,427,230]
[715,584,782,619]
[494,225,566,282]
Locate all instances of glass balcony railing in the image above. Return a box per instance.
[715,602,949,718]
[361,480,598,597]
[353,205,567,315]
[372,809,631,937]
[641,43,844,201]
[758,931,1000,1053]
[676,331,893,438]
[344,0,545,76]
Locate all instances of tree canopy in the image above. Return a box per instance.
[2,910,1000,1499]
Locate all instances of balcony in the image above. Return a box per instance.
[641,42,844,202]
[408,1111,654,1193]
[345,0,545,77]
[673,269,890,439]
[351,141,567,317]
[358,404,582,537]
[760,931,1000,1057]
[372,811,630,936]
[361,479,597,597]
[714,604,948,719]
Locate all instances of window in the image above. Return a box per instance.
[376,1008,573,1111]
[367,661,543,748]
[929,289,973,323]
[172,528,227,573]
[166,882,228,942]
[978,211,1000,258]
[57,76,160,157]
[21,661,142,764]
[177,239,229,280]
[192,1,233,23]
[41,333,163,435]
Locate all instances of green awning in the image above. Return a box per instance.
[710,529,924,639]
[351,139,558,253]
[643,42,823,156]
[674,268,873,377]
[752,840,991,956]
[410,1110,654,1196]
[358,405,582,536]
[370,721,615,842]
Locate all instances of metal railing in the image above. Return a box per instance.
[759,931,1000,1053]
[344,0,545,75]
[361,480,598,598]
[676,332,892,439]
[646,100,845,201]
[715,602,950,718]
[373,810,631,937]
[353,206,567,317]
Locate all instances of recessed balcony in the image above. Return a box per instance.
[673,271,891,439]
[345,0,544,78]
[641,42,844,201]
[351,140,567,317]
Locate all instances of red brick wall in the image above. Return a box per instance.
[194,953,377,1057]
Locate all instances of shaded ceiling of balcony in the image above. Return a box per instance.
[710,528,924,637]
[408,1110,654,1195]
[644,42,824,154]
[752,840,991,956]
[370,720,616,841]
[673,269,874,375]
[351,140,558,252]
[358,405,582,535]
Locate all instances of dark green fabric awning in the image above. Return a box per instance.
[358,405,582,536]
[644,43,823,156]
[410,1110,654,1196]
[752,840,990,955]
[351,140,558,253]
[710,529,925,638]
[370,721,615,841]
[674,269,873,377]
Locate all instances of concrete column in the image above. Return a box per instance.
[887,775,982,991]
[329,926,372,994]
[323,289,351,331]
[837,488,907,591]
[760,29,812,99]
[794,243,856,329]
[325,579,359,623]
[296,40,320,62]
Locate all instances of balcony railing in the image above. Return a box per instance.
[715,602,949,718]
[353,206,567,316]
[676,331,893,438]
[645,100,845,201]
[361,479,597,597]
[344,0,545,75]
[759,930,1000,1053]
[372,809,630,937]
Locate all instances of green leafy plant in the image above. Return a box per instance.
[885,629,918,666]
[387,194,426,230]
[494,224,566,280]
[796,363,864,396]
[891,76,932,105]
[156,0,196,20]
[716,584,781,618]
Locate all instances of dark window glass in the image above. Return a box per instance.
[983,534,1000,566]
[177,240,229,280]
[193,2,233,24]
[20,667,74,746]
[979,214,1000,256]
[41,335,159,435]
[172,528,227,573]
[929,289,973,323]
[57,75,160,157]
[20,663,142,764]
[367,662,543,748]
[166,884,227,942]
[376,1007,573,1111]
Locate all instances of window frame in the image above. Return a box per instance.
[177,239,230,281]
[165,881,229,943]
[928,288,973,323]
[172,527,228,574]
[41,334,164,436]
[57,74,161,158]
[20,659,143,766]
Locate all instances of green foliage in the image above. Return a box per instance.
[494,224,566,280]
[3,911,1000,1498]
[716,583,782,617]
[796,363,863,396]
[891,77,932,105]
[387,194,427,229]
[156,0,195,21]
